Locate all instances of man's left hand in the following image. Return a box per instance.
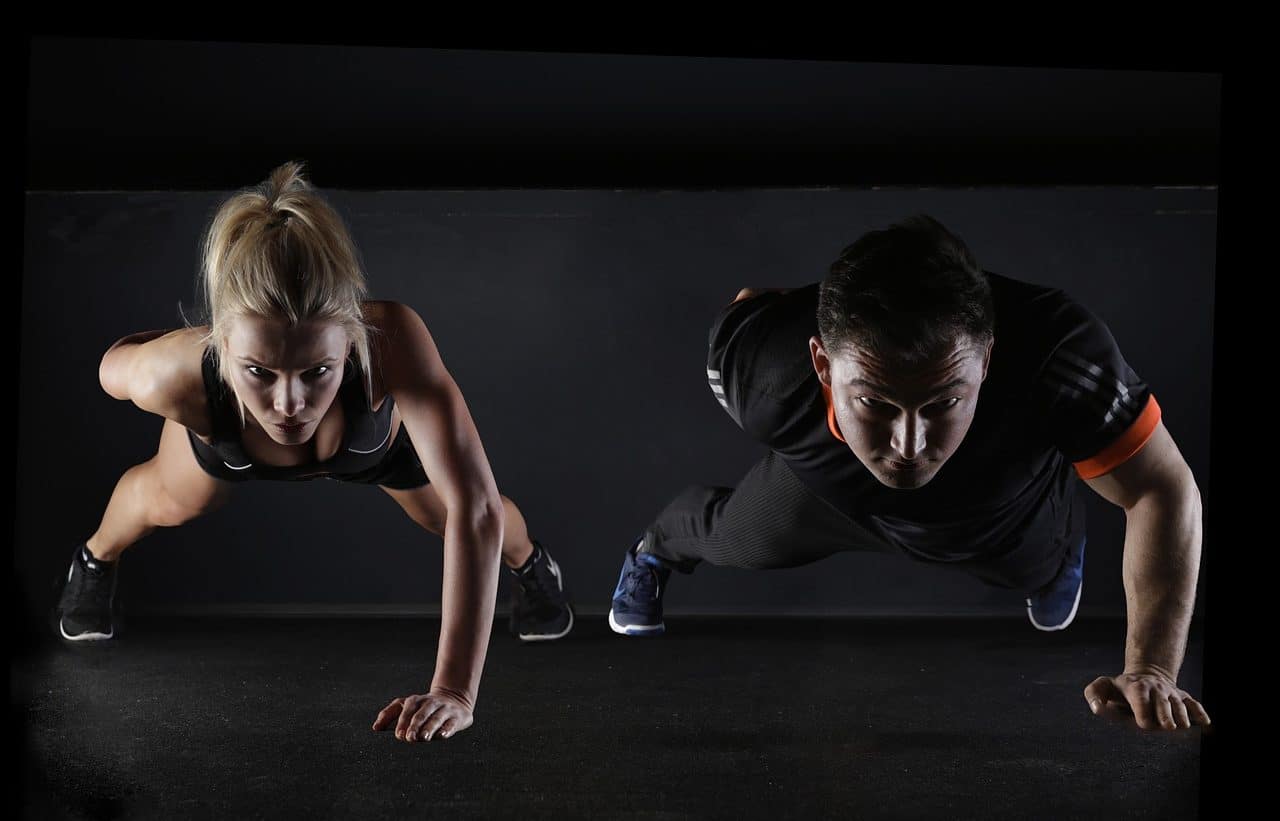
[1084,670,1210,730]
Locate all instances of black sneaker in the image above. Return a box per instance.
[507,540,573,642]
[56,544,118,641]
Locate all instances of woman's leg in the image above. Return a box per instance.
[380,484,534,569]
[60,419,234,640]
[85,419,234,560]
[380,484,573,641]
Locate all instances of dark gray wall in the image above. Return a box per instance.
[19,187,1216,617]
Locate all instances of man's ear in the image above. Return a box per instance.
[809,336,832,387]
[980,336,995,382]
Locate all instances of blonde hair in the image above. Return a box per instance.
[196,161,373,425]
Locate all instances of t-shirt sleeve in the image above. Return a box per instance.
[705,286,819,449]
[1031,294,1162,479]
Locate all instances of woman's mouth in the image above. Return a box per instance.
[275,421,307,433]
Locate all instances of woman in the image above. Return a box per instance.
[55,161,574,742]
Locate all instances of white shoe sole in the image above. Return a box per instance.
[608,608,665,636]
[59,618,113,641]
[1027,580,1083,632]
[517,605,575,642]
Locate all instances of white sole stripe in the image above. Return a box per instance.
[1027,580,1083,632]
[517,606,575,642]
[59,619,113,641]
[608,608,665,635]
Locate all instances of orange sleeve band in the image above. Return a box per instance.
[1073,394,1162,479]
[821,383,847,443]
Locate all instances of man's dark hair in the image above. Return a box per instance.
[818,215,994,363]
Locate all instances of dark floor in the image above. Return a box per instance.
[14,616,1208,820]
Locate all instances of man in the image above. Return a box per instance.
[609,215,1209,732]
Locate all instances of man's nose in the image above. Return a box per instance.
[890,414,926,460]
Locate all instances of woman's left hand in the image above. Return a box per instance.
[372,689,474,742]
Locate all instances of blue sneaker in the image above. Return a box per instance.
[1027,536,1086,631]
[608,538,671,636]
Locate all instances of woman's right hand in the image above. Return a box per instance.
[371,688,475,742]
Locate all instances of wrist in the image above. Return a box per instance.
[429,683,475,712]
[1122,661,1178,683]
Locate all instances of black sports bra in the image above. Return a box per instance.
[186,348,398,482]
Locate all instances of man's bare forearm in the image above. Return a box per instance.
[1121,487,1203,679]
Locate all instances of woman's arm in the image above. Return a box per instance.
[99,327,211,432]
[371,302,504,737]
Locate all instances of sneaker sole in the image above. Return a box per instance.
[608,608,665,636]
[516,605,575,642]
[1026,580,1083,632]
[58,618,113,641]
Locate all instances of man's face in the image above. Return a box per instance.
[810,334,993,489]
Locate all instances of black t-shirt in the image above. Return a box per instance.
[706,272,1161,587]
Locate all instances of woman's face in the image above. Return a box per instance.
[223,315,350,445]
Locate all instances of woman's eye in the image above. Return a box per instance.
[247,366,271,379]
[857,397,885,409]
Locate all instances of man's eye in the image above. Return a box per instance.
[857,397,885,409]
[938,397,960,409]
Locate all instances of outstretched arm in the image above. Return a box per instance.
[370,303,504,742]
[1082,420,1210,730]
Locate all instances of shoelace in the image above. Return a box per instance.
[69,561,114,613]
[619,560,658,603]
[515,562,561,608]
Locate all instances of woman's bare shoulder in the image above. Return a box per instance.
[362,299,415,331]
[134,327,214,434]
[362,300,433,357]
[360,301,442,393]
